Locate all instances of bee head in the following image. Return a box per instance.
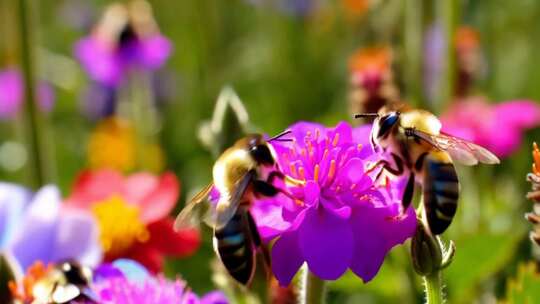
[57,261,92,286]
[366,111,400,151]
[246,134,276,166]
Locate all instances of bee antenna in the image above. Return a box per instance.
[354,113,379,119]
[269,130,292,142]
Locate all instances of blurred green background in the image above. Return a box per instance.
[2,0,540,303]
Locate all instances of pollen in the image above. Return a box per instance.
[92,195,150,257]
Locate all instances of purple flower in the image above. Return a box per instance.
[252,121,417,286]
[0,68,55,119]
[440,97,540,158]
[0,183,102,270]
[92,259,228,304]
[74,2,172,87]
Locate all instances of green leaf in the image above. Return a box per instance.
[445,233,522,303]
[198,86,250,156]
[504,262,540,304]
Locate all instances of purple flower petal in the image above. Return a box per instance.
[271,231,304,286]
[75,37,123,86]
[349,203,416,282]
[9,185,61,269]
[298,207,353,280]
[0,183,32,248]
[138,35,172,69]
[50,208,102,267]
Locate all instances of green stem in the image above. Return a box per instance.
[404,0,424,108]
[301,268,326,304]
[17,0,49,188]
[423,272,443,304]
[437,0,459,110]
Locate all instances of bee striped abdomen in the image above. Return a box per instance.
[423,154,460,235]
[214,209,256,285]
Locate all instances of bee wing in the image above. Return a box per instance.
[213,170,255,230]
[173,183,214,231]
[411,129,500,165]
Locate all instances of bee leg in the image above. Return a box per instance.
[267,171,305,186]
[402,172,415,212]
[252,180,279,197]
[369,153,404,182]
[253,179,298,201]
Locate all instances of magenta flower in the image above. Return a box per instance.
[440,97,540,158]
[250,121,417,286]
[74,2,172,87]
[0,68,55,119]
[92,259,228,304]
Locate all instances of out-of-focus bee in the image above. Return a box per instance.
[356,105,499,235]
[13,260,95,304]
[174,131,303,286]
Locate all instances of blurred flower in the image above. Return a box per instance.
[8,261,53,303]
[250,121,416,285]
[526,143,540,246]
[92,259,228,304]
[454,26,483,97]
[74,0,172,87]
[87,117,136,172]
[348,46,399,120]
[65,170,200,272]
[424,25,485,101]
[440,97,540,158]
[341,0,370,19]
[0,68,55,120]
[0,183,101,271]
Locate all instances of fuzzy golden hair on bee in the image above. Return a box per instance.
[356,105,499,235]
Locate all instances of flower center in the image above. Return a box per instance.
[92,195,149,256]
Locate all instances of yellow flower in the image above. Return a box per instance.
[87,117,136,172]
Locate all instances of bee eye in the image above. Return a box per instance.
[377,114,399,138]
[250,145,275,165]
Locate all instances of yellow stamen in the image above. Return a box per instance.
[322,149,329,162]
[290,163,298,177]
[92,195,150,257]
[314,164,320,182]
[332,133,340,146]
[533,142,540,175]
[301,148,307,158]
[350,183,357,190]
[299,167,306,180]
[295,199,305,207]
[328,160,337,181]
[357,144,363,152]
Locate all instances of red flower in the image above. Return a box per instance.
[65,169,200,272]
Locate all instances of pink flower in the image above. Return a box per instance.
[440,97,540,158]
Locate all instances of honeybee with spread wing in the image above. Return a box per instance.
[174,131,303,286]
[356,104,499,235]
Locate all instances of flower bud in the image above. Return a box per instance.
[410,223,443,276]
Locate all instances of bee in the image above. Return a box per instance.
[356,105,499,235]
[174,131,303,286]
[31,260,96,304]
